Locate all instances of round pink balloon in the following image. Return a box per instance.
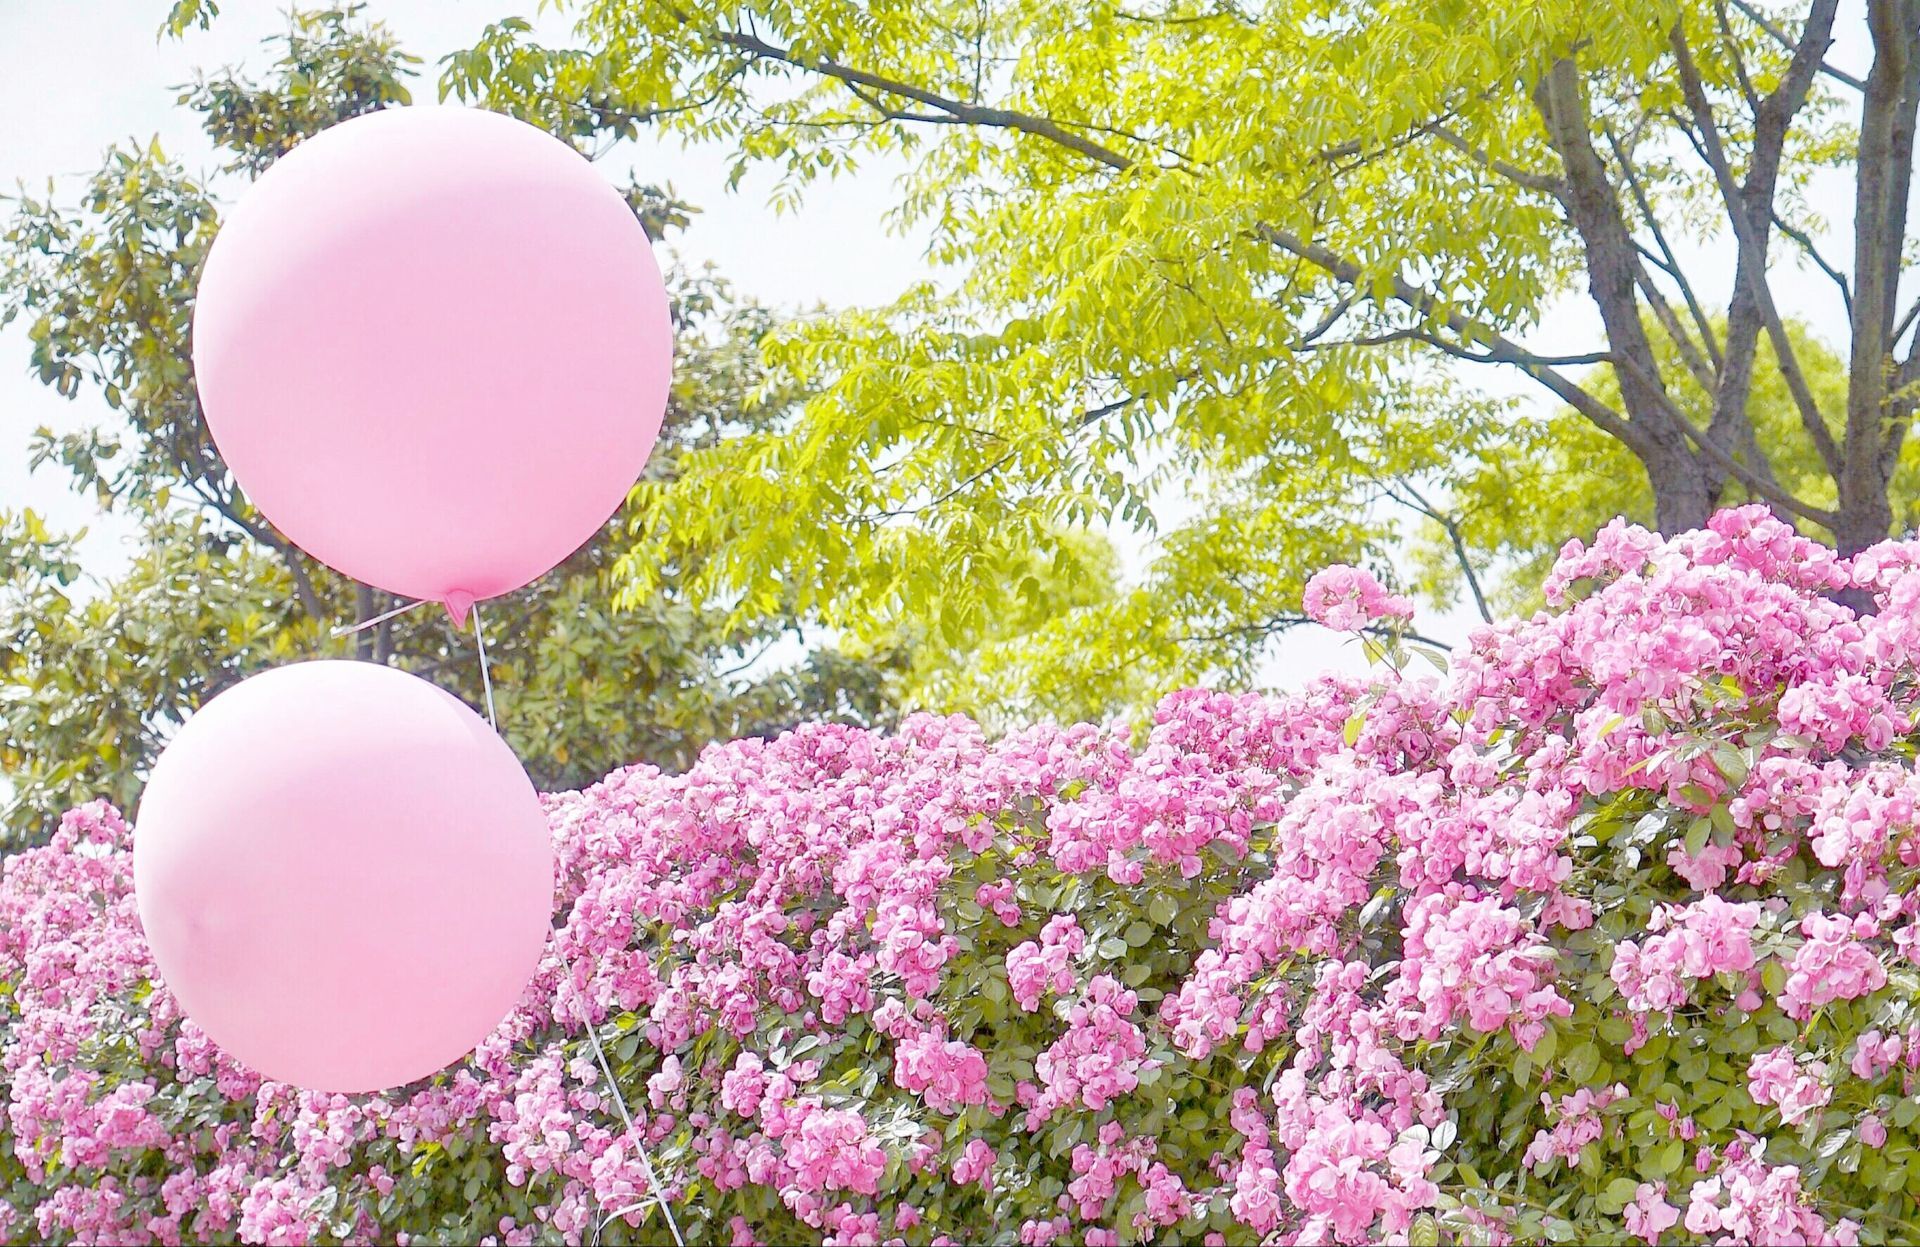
[192,106,672,617]
[134,661,555,1093]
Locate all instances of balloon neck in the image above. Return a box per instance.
[444,591,475,630]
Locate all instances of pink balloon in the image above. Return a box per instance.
[191,106,672,618]
[133,661,555,1093]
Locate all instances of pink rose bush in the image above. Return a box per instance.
[9,506,1920,1242]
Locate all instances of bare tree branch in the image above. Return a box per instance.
[1605,122,1724,376]
[1251,220,1654,458]
[1534,56,1714,529]
[1607,350,1831,523]
[1713,0,1766,114]
[1772,208,1854,314]
[1729,0,1867,90]
[1301,327,1613,368]
[1671,8,1842,481]
[712,28,1137,171]
[1388,479,1495,623]
[1298,294,1356,345]
[1176,614,1456,654]
[1893,293,1920,352]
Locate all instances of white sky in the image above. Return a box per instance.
[0,0,1884,695]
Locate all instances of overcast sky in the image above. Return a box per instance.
[0,1,1882,691]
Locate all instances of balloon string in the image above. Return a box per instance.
[562,947,687,1247]
[470,602,684,1247]
[471,603,498,731]
[329,596,429,638]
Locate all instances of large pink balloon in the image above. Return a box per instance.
[133,661,555,1093]
[192,106,672,620]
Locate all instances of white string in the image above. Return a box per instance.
[563,946,687,1247]
[329,596,429,638]
[469,602,684,1247]
[470,603,498,731]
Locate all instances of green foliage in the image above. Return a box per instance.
[443,0,1900,716]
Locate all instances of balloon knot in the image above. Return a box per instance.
[445,590,475,629]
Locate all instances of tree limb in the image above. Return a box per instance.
[1771,208,1854,314]
[1605,122,1723,376]
[1534,56,1711,527]
[1671,9,1842,481]
[712,29,1136,171]
[1251,221,1654,460]
[1430,124,1569,199]
[1729,0,1867,90]
[1388,479,1494,623]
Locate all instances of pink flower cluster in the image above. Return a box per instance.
[1684,1139,1860,1244]
[892,1029,989,1114]
[1610,896,1761,1013]
[1778,911,1887,1021]
[1023,976,1152,1124]
[1747,1047,1833,1126]
[1389,891,1569,1048]
[1005,914,1083,1012]
[1523,1084,1628,1172]
[1302,564,1414,631]
[6,506,1918,1245]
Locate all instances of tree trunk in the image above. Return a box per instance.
[1644,442,1715,535]
[1834,493,1895,556]
[1536,59,1715,538]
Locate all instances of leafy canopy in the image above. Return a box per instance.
[445,0,1919,712]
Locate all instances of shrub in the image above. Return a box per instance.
[8,505,1920,1244]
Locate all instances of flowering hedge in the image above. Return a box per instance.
[11,505,1920,1244]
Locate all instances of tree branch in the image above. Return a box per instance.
[1389,479,1494,623]
[1605,122,1723,377]
[851,391,1144,523]
[1712,0,1766,115]
[1177,614,1455,654]
[1893,293,1920,353]
[174,440,323,619]
[1608,349,1832,525]
[1534,55,1713,528]
[712,29,1136,171]
[1302,327,1613,369]
[1729,0,1867,90]
[1771,207,1854,314]
[1251,221,1654,459]
[1671,9,1843,481]
[1430,124,1569,199]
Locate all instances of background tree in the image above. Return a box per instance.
[0,8,902,844]
[1428,318,1867,614]
[442,0,1920,701]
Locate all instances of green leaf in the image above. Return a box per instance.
[1646,1138,1684,1177]
[1597,1176,1641,1214]
[1563,1040,1601,1085]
